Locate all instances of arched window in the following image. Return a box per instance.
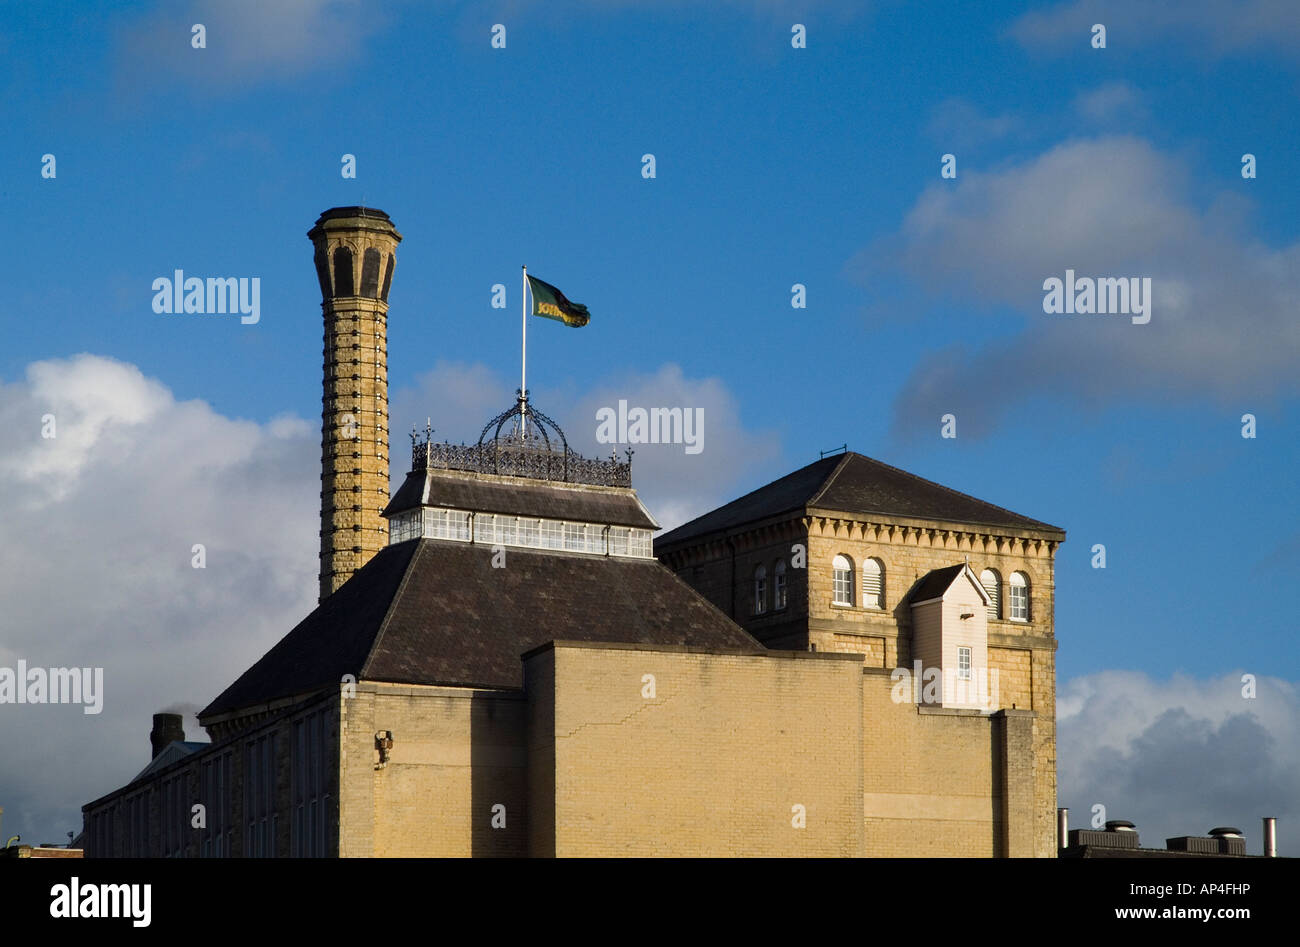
[863,557,884,609]
[360,248,382,297]
[380,254,395,302]
[1009,571,1030,621]
[754,565,767,615]
[313,248,332,298]
[832,555,853,606]
[332,247,354,296]
[774,559,787,610]
[980,568,1001,620]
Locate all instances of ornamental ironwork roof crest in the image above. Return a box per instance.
[410,390,633,488]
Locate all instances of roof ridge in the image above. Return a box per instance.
[659,455,839,540]
[359,541,424,681]
[806,452,853,510]
[817,452,1060,532]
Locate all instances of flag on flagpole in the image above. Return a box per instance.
[526,274,591,328]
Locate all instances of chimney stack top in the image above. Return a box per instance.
[149,712,185,759]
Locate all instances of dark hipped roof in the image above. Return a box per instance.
[200,539,759,720]
[384,469,658,529]
[656,452,1064,549]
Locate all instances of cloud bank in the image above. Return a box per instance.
[860,136,1300,438]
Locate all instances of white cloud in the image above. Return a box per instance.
[114,0,386,92]
[1058,670,1299,855]
[0,354,319,845]
[1010,0,1300,58]
[570,363,781,532]
[1072,81,1146,123]
[926,98,1022,151]
[858,136,1300,438]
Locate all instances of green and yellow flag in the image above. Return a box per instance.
[527,275,591,328]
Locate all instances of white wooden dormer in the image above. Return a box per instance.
[909,563,993,709]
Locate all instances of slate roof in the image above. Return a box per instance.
[908,564,969,604]
[907,563,990,606]
[655,452,1065,550]
[132,741,208,783]
[199,538,760,720]
[384,469,658,529]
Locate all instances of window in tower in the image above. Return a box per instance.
[332,247,354,296]
[980,569,1001,619]
[360,248,381,297]
[314,248,332,297]
[832,555,853,606]
[863,557,884,609]
[1009,571,1030,621]
[380,254,395,302]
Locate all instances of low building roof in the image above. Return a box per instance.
[200,538,760,721]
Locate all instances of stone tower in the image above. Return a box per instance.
[307,207,402,601]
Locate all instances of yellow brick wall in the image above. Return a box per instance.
[327,651,1042,858]
[863,669,994,856]
[824,632,887,667]
[806,519,1059,856]
[989,646,1033,711]
[527,643,865,857]
[338,682,528,857]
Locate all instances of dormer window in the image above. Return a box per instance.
[908,563,992,710]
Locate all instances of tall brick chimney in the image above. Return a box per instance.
[307,207,402,601]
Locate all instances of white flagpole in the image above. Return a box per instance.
[521,265,528,440]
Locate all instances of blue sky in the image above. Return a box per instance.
[1,1,1297,851]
